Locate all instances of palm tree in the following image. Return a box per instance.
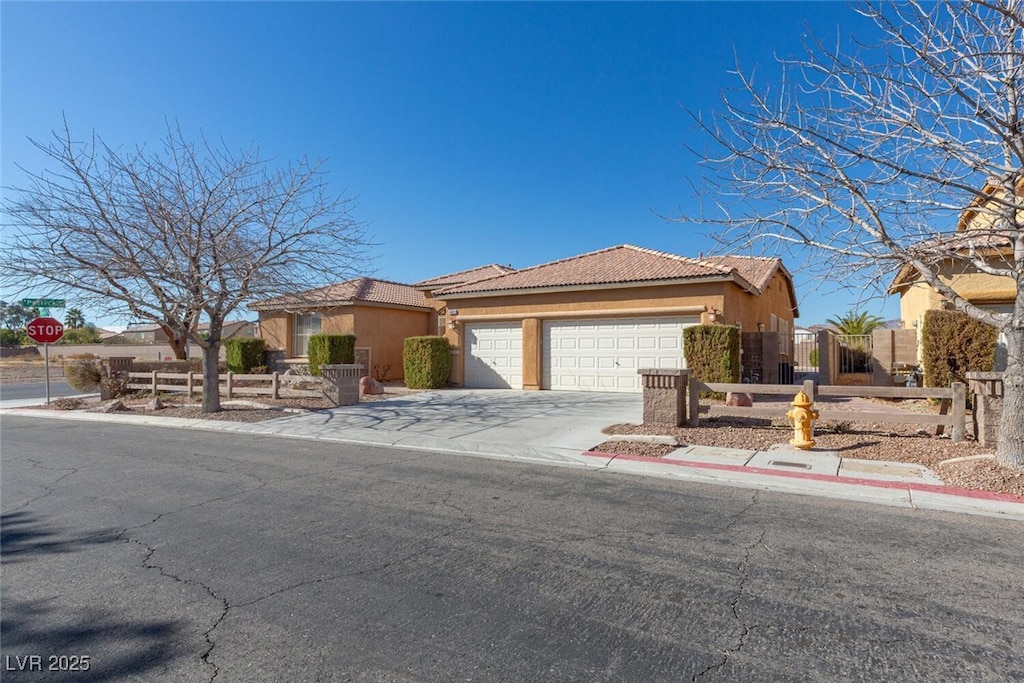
[64,307,86,329]
[826,311,886,335]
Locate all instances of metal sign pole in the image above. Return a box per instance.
[44,343,51,404]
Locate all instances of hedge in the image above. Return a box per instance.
[225,337,267,373]
[403,336,451,389]
[307,334,356,376]
[683,324,741,398]
[921,310,997,387]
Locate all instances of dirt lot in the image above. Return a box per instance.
[6,358,1024,497]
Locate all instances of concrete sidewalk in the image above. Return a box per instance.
[3,390,1022,520]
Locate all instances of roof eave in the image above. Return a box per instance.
[437,275,747,300]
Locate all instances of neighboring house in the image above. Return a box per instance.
[105,320,256,344]
[432,244,798,392]
[889,179,1017,329]
[250,278,435,380]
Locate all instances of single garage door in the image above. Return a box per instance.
[465,322,523,389]
[543,317,698,392]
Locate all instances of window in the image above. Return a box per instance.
[292,313,321,356]
[437,312,447,336]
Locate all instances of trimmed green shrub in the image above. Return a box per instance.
[307,334,356,376]
[921,310,998,388]
[683,324,741,398]
[57,326,102,344]
[225,337,267,373]
[403,336,451,389]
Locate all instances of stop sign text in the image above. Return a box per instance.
[26,317,65,344]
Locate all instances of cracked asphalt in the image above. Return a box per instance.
[2,415,1023,682]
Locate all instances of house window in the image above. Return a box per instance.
[293,313,321,356]
[437,313,447,336]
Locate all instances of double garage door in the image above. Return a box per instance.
[464,316,697,392]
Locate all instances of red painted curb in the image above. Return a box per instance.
[583,450,1024,505]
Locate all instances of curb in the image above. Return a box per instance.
[584,450,1024,504]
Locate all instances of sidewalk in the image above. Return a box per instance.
[3,392,1022,521]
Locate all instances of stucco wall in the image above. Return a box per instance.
[352,305,432,381]
[897,259,1015,330]
[439,279,797,389]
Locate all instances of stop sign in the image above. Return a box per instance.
[26,317,65,344]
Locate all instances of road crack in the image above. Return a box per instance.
[695,493,766,682]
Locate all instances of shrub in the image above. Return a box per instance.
[0,329,29,346]
[403,336,451,389]
[225,337,267,373]
[58,326,102,344]
[808,347,819,368]
[51,397,85,410]
[921,310,998,387]
[65,358,105,392]
[683,325,741,398]
[307,334,356,376]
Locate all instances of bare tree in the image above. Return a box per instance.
[686,0,1024,466]
[2,121,370,412]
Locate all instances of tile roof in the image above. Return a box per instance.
[249,277,431,311]
[436,245,784,296]
[413,264,516,290]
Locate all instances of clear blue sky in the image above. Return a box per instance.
[2,1,892,329]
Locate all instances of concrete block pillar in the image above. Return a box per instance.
[321,364,364,406]
[638,368,689,427]
[967,372,1003,447]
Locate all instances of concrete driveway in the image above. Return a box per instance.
[240,389,641,463]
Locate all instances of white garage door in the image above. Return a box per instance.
[544,317,697,392]
[465,323,523,389]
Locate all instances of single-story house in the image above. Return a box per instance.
[249,278,435,381]
[431,244,798,392]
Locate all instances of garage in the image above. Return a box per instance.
[543,317,697,392]
[464,322,523,389]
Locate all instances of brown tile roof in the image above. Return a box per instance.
[413,264,516,290]
[436,245,785,296]
[249,277,430,311]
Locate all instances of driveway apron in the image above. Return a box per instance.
[241,390,641,461]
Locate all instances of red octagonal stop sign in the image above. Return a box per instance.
[26,316,65,344]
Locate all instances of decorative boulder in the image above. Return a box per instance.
[360,376,385,395]
[147,397,165,411]
[101,400,125,413]
[725,392,754,407]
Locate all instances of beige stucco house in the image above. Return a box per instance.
[430,245,798,391]
[889,179,1018,329]
[250,278,434,381]
[251,245,799,392]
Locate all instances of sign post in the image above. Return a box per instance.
[25,317,65,404]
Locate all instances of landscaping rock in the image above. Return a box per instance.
[100,400,125,413]
[726,392,754,407]
[147,397,165,411]
[360,376,385,395]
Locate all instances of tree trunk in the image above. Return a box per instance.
[201,343,222,413]
[996,326,1024,466]
[159,324,189,360]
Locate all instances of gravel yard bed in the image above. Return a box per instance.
[595,417,1024,497]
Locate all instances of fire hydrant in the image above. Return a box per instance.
[786,390,819,450]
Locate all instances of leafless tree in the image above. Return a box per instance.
[1,121,370,412]
[686,0,1024,466]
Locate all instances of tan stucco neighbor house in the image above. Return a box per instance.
[250,277,434,381]
[889,179,1018,329]
[431,245,798,392]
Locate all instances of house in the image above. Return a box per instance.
[105,320,256,344]
[250,278,435,381]
[432,245,798,392]
[889,179,1018,329]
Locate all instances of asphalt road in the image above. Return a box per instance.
[0,380,76,401]
[2,415,1022,682]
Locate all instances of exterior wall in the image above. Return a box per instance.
[897,259,1015,330]
[258,311,291,353]
[720,272,797,337]
[439,279,797,389]
[352,305,432,381]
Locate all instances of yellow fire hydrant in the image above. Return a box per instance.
[786,390,819,450]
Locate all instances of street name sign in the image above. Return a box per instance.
[21,298,65,308]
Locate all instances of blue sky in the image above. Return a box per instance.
[2,1,891,328]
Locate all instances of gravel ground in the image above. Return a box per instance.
[8,359,1023,497]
